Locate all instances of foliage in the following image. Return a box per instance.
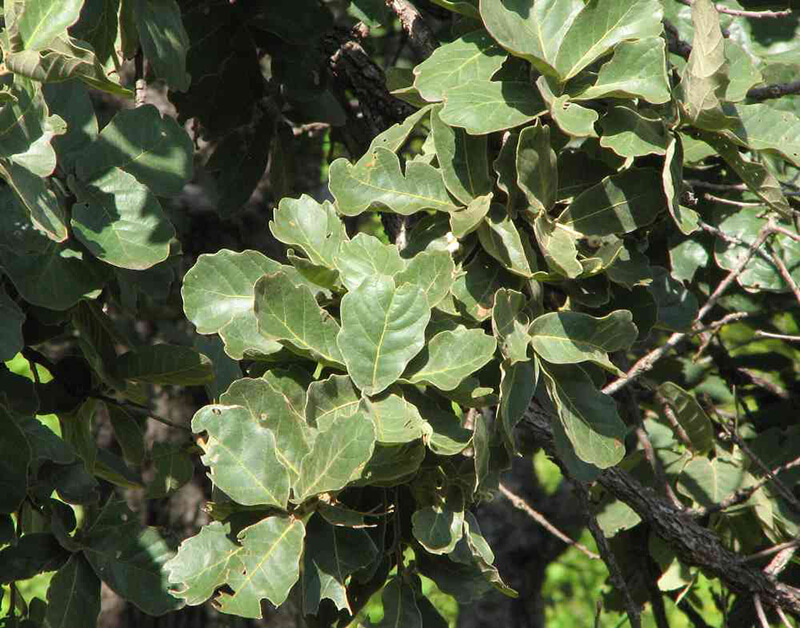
[1,0,800,627]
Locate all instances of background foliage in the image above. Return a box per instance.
[1,0,800,627]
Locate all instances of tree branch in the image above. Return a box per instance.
[385,0,438,60]
[674,0,792,18]
[522,399,800,618]
[747,80,800,101]
[663,19,692,60]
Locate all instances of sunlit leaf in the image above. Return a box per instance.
[270,195,348,269]
[334,233,405,291]
[439,81,546,135]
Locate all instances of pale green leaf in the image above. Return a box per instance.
[359,390,427,444]
[479,0,583,77]
[357,441,426,487]
[270,195,347,269]
[182,250,285,360]
[726,103,800,168]
[493,130,523,211]
[658,382,714,454]
[533,213,582,278]
[678,458,746,508]
[192,404,291,508]
[530,310,637,373]
[302,515,378,615]
[334,233,405,291]
[555,0,663,81]
[570,38,670,104]
[599,105,667,158]
[46,554,101,628]
[165,521,242,606]
[669,237,708,283]
[0,160,67,243]
[431,106,492,204]
[116,344,213,385]
[395,249,456,308]
[491,288,530,364]
[337,276,430,396]
[357,106,432,168]
[305,374,361,432]
[412,489,465,555]
[724,40,761,102]
[541,362,626,468]
[517,122,557,213]
[557,168,665,236]
[14,0,84,51]
[439,80,546,135]
[478,204,536,277]
[76,105,193,196]
[450,251,523,321]
[330,147,459,216]
[220,376,312,481]
[71,167,174,269]
[450,193,492,238]
[294,413,376,501]
[430,0,478,18]
[403,327,496,391]
[216,516,305,618]
[254,271,344,366]
[662,134,700,236]
[413,30,506,102]
[498,359,536,453]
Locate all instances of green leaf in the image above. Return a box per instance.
[85,525,182,615]
[537,78,598,138]
[301,514,378,615]
[135,0,191,91]
[0,286,25,362]
[670,237,708,283]
[554,0,663,81]
[726,103,800,168]
[358,106,432,167]
[70,0,120,65]
[4,35,131,96]
[330,147,459,216]
[698,131,791,217]
[75,105,193,196]
[334,233,405,292]
[498,359,536,452]
[70,167,174,269]
[220,377,311,482]
[492,288,531,364]
[192,404,291,508]
[494,130,524,211]
[678,457,746,508]
[106,404,145,465]
[439,80,546,135]
[359,390,426,444]
[533,213,582,278]
[376,578,422,628]
[658,383,714,454]
[270,195,347,269]
[517,122,557,213]
[662,134,699,236]
[357,441,426,487]
[0,408,31,513]
[557,168,665,236]
[216,516,305,618]
[480,0,583,77]
[293,413,376,501]
[0,160,67,243]
[541,362,627,468]
[116,344,212,385]
[679,0,731,130]
[431,106,492,204]
[530,310,637,374]
[430,0,479,18]
[306,374,361,431]
[254,271,344,366]
[337,276,430,396]
[147,442,193,498]
[182,250,285,360]
[395,249,456,308]
[0,533,69,582]
[450,193,492,238]
[724,40,761,102]
[648,267,699,331]
[569,38,670,104]
[413,30,506,103]
[13,0,84,51]
[17,416,75,464]
[451,251,523,321]
[45,554,101,628]
[599,105,667,158]
[403,327,496,391]
[478,204,537,277]
[412,487,465,555]
[606,245,654,289]
[165,521,242,606]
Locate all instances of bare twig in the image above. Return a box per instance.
[663,19,692,60]
[748,80,800,102]
[94,395,192,433]
[776,604,794,628]
[743,539,800,566]
[688,178,800,197]
[755,330,800,342]
[385,0,437,60]
[655,391,694,450]
[675,0,792,18]
[498,483,600,560]
[770,249,800,306]
[771,224,800,242]
[754,595,770,628]
[134,51,147,108]
[702,192,764,208]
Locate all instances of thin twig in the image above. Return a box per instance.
[577,487,642,628]
[674,0,792,18]
[94,394,192,433]
[655,391,694,450]
[754,595,770,628]
[755,330,800,342]
[775,604,793,628]
[748,80,800,101]
[499,483,600,560]
[688,178,800,197]
[743,539,800,565]
[702,192,764,208]
[771,224,800,242]
[770,249,800,306]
